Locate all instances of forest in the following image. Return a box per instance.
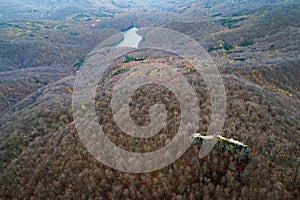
[0,0,299,199]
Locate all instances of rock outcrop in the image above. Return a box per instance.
[190,133,251,163]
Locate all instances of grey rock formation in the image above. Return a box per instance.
[190,133,251,162]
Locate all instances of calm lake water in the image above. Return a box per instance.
[115,27,143,48]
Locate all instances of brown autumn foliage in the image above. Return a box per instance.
[0,1,299,199]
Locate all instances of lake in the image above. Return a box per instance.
[115,27,143,48]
